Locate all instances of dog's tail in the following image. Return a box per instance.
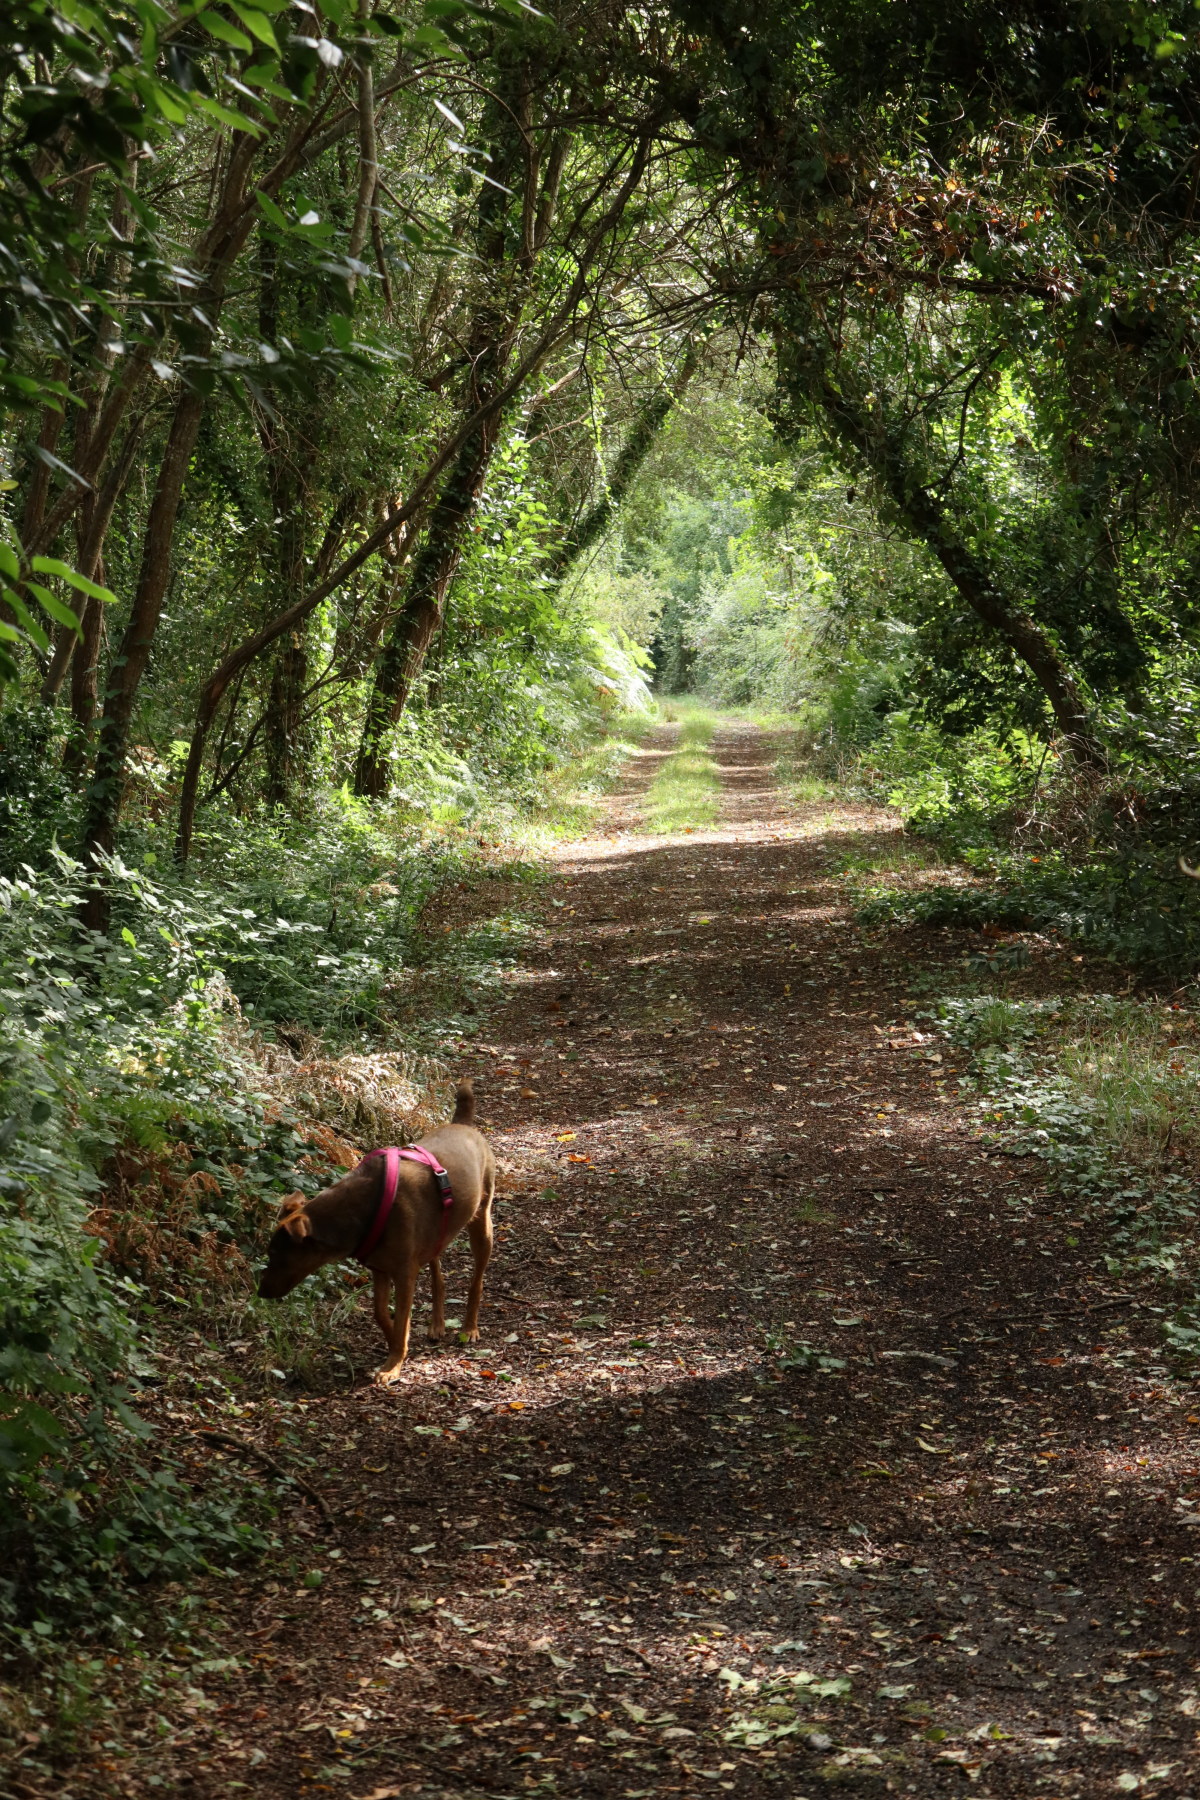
[452,1078,476,1125]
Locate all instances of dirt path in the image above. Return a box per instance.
[86,725,1200,1798]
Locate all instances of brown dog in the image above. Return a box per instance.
[257,1080,495,1385]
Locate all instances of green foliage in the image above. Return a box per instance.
[0,703,81,876]
[0,856,286,1640]
[856,833,1200,982]
[926,988,1200,1358]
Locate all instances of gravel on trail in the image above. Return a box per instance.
[55,723,1200,1799]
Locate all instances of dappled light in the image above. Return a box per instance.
[6,1,1200,1793]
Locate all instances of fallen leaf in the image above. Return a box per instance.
[917,1439,952,1455]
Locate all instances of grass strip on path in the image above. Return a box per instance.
[642,705,721,832]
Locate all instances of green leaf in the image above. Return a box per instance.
[0,544,20,580]
[242,63,295,98]
[194,92,265,133]
[256,189,290,230]
[197,8,254,50]
[0,1402,67,1453]
[141,77,190,125]
[26,584,83,634]
[226,1,280,50]
[1,587,50,653]
[404,21,456,49]
[30,557,117,603]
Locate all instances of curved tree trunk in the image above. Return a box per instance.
[352,428,495,798]
[79,386,206,929]
[543,343,699,585]
[812,372,1106,769]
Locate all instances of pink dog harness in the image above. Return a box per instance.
[355,1146,455,1263]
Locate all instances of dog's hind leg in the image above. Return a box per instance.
[376,1256,420,1384]
[462,1182,495,1342]
[427,1258,446,1340]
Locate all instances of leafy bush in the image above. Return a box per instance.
[0,703,80,879]
[925,991,1200,1358]
[0,860,284,1640]
[856,844,1200,980]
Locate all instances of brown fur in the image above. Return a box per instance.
[257,1079,495,1385]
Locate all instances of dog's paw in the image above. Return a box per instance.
[426,1326,445,1341]
[374,1363,407,1388]
[458,1326,480,1343]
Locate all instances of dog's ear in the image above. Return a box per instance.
[277,1192,311,1237]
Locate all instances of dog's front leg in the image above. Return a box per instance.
[376,1257,420,1385]
[427,1258,446,1340]
[372,1272,393,1346]
[462,1192,494,1342]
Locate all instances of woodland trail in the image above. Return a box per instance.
[86,723,1200,1800]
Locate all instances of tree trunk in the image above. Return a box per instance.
[352,428,494,797]
[79,387,206,928]
[174,490,366,864]
[351,76,532,798]
[544,343,699,583]
[813,373,1106,768]
[264,630,309,808]
[346,0,376,292]
[42,406,144,711]
[67,588,106,734]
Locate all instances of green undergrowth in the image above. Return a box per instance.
[643,705,721,832]
[829,711,1200,981]
[772,728,839,805]
[924,988,1200,1359]
[0,708,646,1671]
[855,848,1200,983]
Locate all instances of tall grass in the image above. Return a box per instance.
[643,707,721,831]
[1056,1000,1200,1172]
[938,992,1200,1178]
